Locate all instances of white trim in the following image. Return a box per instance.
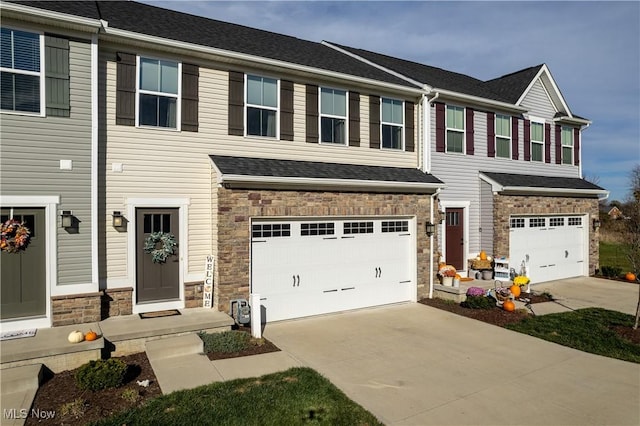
[0,195,59,331]
[1,2,104,32]
[91,33,99,287]
[125,197,190,314]
[245,73,280,139]
[439,201,471,272]
[516,64,572,117]
[432,88,527,113]
[495,114,511,159]
[528,116,545,162]
[478,173,608,197]
[380,97,405,151]
[50,283,97,297]
[445,104,465,154]
[135,55,182,130]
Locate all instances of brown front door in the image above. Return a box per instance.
[136,208,180,303]
[445,208,464,270]
[1,208,46,319]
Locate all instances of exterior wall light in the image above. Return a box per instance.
[112,211,124,228]
[425,221,435,237]
[592,218,601,230]
[61,210,73,228]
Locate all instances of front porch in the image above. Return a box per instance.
[432,277,503,303]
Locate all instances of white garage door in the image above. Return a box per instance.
[509,215,587,283]
[251,218,415,322]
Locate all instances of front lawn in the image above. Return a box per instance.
[506,308,640,363]
[93,367,382,426]
[599,241,633,274]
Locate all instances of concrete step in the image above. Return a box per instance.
[145,333,203,360]
[0,364,44,426]
[0,364,43,393]
[148,353,222,394]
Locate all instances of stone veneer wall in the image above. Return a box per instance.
[215,188,434,313]
[52,292,102,326]
[493,194,600,275]
[185,281,204,308]
[101,287,133,319]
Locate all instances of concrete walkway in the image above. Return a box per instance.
[264,303,640,425]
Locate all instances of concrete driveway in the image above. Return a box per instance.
[264,302,639,425]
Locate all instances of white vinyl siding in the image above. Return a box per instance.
[446,105,464,153]
[561,126,573,165]
[495,114,510,158]
[531,121,544,162]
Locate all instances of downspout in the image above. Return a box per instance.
[423,91,440,174]
[578,122,590,179]
[429,187,442,299]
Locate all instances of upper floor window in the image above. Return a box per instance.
[531,121,544,162]
[446,105,464,153]
[246,74,278,137]
[138,57,179,128]
[381,97,403,150]
[495,114,511,158]
[320,87,346,144]
[0,27,43,114]
[561,126,573,165]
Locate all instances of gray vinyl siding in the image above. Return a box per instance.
[520,80,557,121]
[479,180,494,254]
[0,38,93,286]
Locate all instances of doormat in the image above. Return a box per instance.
[139,309,181,319]
[0,329,37,341]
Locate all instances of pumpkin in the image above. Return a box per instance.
[509,285,521,298]
[503,300,515,312]
[479,250,487,261]
[85,330,98,341]
[626,272,637,282]
[68,330,84,344]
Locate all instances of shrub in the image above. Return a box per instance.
[461,295,495,310]
[600,265,623,278]
[74,358,128,391]
[199,330,251,353]
[121,388,140,403]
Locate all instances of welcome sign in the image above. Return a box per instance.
[203,255,214,308]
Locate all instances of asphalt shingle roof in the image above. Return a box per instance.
[481,171,605,191]
[211,155,444,185]
[483,65,543,104]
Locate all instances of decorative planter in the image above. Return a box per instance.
[442,276,454,286]
[453,278,460,288]
[482,270,493,280]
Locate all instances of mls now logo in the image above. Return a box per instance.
[4,408,56,420]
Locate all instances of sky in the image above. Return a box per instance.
[142,0,639,202]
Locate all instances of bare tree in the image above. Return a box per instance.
[626,165,640,329]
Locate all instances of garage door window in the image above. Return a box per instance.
[301,222,334,236]
[252,223,291,238]
[549,217,564,227]
[568,217,582,226]
[382,220,408,233]
[529,218,546,227]
[344,221,373,234]
[510,218,525,228]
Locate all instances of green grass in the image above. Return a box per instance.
[506,308,640,363]
[92,367,382,426]
[599,241,633,273]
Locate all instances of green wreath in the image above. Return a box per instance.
[144,232,177,263]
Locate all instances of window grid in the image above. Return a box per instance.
[381,220,409,233]
[320,87,347,144]
[246,74,278,138]
[561,126,573,165]
[495,114,511,158]
[510,218,525,228]
[344,221,374,235]
[531,121,544,162]
[381,98,404,150]
[0,27,43,114]
[549,217,565,227]
[252,223,291,238]
[301,222,335,236]
[138,56,179,129]
[529,218,546,228]
[446,105,464,153]
[568,217,582,226]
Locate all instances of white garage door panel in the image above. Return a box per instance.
[252,218,415,322]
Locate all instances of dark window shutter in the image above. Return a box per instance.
[555,124,562,164]
[465,107,474,155]
[573,128,580,166]
[523,119,531,161]
[349,92,360,147]
[369,95,381,149]
[511,117,519,160]
[280,80,294,141]
[181,63,199,132]
[544,123,551,163]
[116,52,136,126]
[435,103,445,152]
[404,101,415,152]
[45,35,70,117]
[305,84,318,143]
[228,71,244,136]
[487,112,495,157]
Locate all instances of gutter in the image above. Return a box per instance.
[1,2,103,32]
[432,88,527,113]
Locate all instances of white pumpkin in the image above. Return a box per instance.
[68,330,84,343]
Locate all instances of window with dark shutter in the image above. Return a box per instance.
[544,123,551,163]
[45,35,69,117]
[404,101,414,152]
[465,108,474,155]
[369,95,381,149]
[228,71,244,136]
[573,128,580,166]
[435,103,445,152]
[511,117,519,160]
[181,63,199,132]
[280,80,294,141]
[555,124,562,164]
[305,84,318,143]
[116,52,136,126]
[349,91,360,147]
[486,112,495,157]
[523,119,531,161]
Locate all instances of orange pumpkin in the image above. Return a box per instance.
[503,300,515,312]
[510,285,521,298]
[85,330,98,341]
[479,250,487,261]
[626,272,637,282]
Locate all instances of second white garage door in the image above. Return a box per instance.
[251,217,416,322]
[509,215,587,283]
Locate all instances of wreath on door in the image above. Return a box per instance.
[144,232,177,263]
[1,219,32,253]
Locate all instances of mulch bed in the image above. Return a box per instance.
[204,327,281,361]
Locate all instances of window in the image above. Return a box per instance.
[343,221,373,234]
[549,217,564,227]
[561,126,573,165]
[531,121,544,162]
[1,27,43,114]
[246,75,277,137]
[381,98,403,149]
[495,114,511,158]
[529,217,546,228]
[252,223,291,238]
[446,105,464,153]
[381,220,408,233]
[320,87,346,144]
[568,217,582,226]
[510,218,525,228]
[138,57,179,128]
[301,222,335,236]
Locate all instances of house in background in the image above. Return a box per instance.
[325,44,608,283]
[607,206,624,220]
